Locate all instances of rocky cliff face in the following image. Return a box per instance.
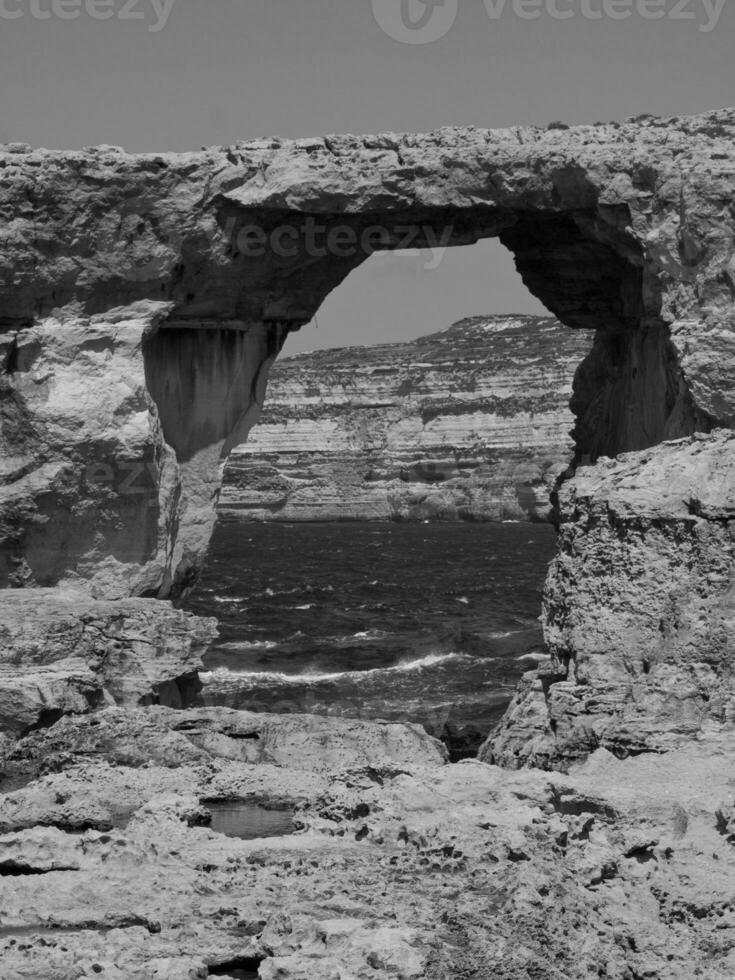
[221,315,592,523]
[0,302,282,598]
[484,429,735,769]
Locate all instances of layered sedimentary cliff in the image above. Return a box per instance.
[221,315,591,523]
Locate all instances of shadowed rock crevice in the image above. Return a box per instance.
[143,326,286,464]
[500,211,645,332]
[571,319,714,464]
[141,323,286,595]
[207,957,263,978]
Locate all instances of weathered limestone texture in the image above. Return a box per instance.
[221,315,591,522]
[2,708,735,978]
[0,590,217,737]
[0,301,281,598]
[1,109,733,597]
[484,430,735,768]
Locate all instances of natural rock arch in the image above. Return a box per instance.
[2,110,735,764]
[3,110,732,600]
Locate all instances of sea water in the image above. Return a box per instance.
[184,520,556,758]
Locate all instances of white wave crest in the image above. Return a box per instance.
[201,651,478,686]
[219,639,278,652]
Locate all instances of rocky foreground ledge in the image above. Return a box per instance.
[1,705,734,978]
[0,590,216,739]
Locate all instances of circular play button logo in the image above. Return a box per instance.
[372,0,459,44]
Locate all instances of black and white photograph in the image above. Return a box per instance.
[0,1,733,977]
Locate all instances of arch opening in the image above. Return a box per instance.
[156,198,710,477]
[0,194,712,603]
[142,203,710,598]
[218,238,585,526]
[180,235,633,759]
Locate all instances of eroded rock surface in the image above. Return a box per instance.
[221,315,591,523]
[1,708,734,979]
[0,591,216,737]
[0,705,446,786]
[0,301,281,598]
[484,429,735,768]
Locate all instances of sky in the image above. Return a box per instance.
[1,0,732,351]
